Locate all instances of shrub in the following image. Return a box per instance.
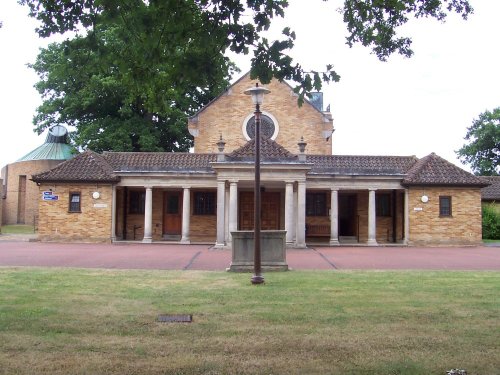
[482,204,500,239]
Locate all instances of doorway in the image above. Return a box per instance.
[339,194,357,237]
[163,191,182,239]
[239,191,280,230]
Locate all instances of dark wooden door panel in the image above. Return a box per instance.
[164,191,182,235]
[239,192,280,230]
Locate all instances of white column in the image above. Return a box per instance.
[367,189,378,246]
[292,187,297,243]
[215,180,226,248]
[296,180,306,248]
[404,189,409,245]
[329,188,339,246]
[285,181,294,245]
[180,187,190,243]
[142,186,153,243]
[228,181,238,243]
[111,185,117,242]
[224,186,230,243]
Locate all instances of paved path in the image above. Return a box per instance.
[0,239,499,270]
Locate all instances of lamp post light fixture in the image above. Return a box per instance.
[244,83,270,285]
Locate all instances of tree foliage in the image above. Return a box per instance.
[457,108,500,176]
[20,0,473,152]
[29,19,233,152]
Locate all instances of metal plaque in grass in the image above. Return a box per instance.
[157,314,192,323]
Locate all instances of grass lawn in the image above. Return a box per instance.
[483,239,500,243]
[1,225,35,234]
[0,269,498,375]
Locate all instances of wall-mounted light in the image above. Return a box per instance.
[421,195,429,203]
[92,191,101,200]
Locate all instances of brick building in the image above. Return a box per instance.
[1,125,74,226]
[32,73,487,246]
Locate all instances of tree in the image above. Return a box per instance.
[457,108,500,176]
[21,0,473,98]
[30,22,233,152]
[20,0,473,151]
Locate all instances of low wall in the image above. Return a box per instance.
[229,230,288,272]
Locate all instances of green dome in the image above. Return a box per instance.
[17,125,75,162]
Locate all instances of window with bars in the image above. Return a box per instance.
[306,192,327,216]
[129,191,145,214]
[69,192,81,212]
[439,196,452,217]
[194,192,216,215]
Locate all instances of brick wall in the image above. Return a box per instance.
[408,187,483,246]
[38,183,113,242]
[2,160,63,225]
[189,74,333,155]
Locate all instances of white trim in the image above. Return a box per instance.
[241,111,279,141]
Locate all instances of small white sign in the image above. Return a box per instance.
[413,207,423,211]
[93,203,108,208]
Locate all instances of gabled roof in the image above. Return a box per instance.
[402,153,488,187]
[481,176,500,200]
[189,71,328,120]
[103,152,217,172]
[307,155,418,175]
[32,150,119,183]
[228,136,297,161]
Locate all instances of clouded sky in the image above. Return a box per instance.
[1,0,499,171]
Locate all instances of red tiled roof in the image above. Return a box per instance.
[402,153,488,187]
[32,150,119,183]
[481,176,500,200]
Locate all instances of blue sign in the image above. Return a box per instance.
[42,191,59,201]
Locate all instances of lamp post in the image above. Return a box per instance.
[244,83,270,285]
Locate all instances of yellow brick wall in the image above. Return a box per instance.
[2,160,63,225]
[189,74,333,155]
[38,183,113,242]
[408,187,483,246]
[357,192,368,242]
[375,192,405,243]
[191,215,216,242]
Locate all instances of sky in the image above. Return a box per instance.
[1,0,499,171]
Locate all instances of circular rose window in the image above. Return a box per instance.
[245,114,276,140]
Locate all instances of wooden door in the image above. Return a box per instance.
[239,192,280,230]
[163,191,182,236]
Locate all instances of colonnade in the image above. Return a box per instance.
[111,183,408,246]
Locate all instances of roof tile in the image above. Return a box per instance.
[228,137,297,161]
[403,153,488,186]
[481,176,500,200]
[103,152,217,172]
[32,150,119,183]
[307,155,417,175]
